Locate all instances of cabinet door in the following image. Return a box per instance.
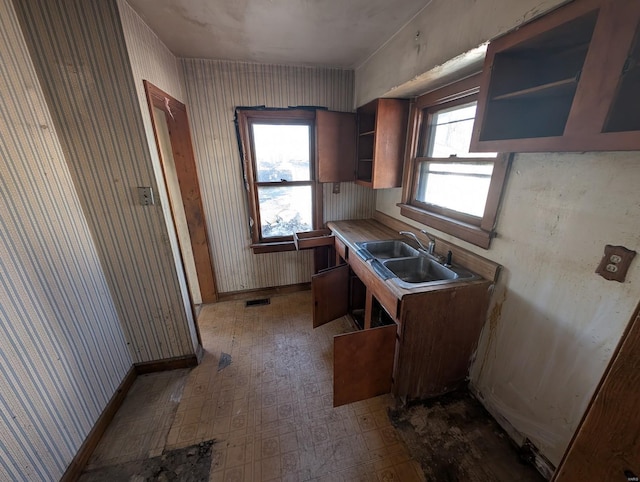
[333,323,397,407]
[316,110,356,182]
[311,264,349,328]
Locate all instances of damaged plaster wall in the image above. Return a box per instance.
[360,0,640,468]
[377,153,640,466]
[354,0,568,106]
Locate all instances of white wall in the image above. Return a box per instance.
[377,153,640,466]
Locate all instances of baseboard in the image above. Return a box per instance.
[60,366,137,482]
[134,353,200,374]
[217,282,311,302]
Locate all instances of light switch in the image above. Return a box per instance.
[137,186,154,206]
[596,245,636,282]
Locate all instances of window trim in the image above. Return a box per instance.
[399,74,511,249]
[236,108,322,253]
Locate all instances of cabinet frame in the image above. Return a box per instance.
[471,0,640,153]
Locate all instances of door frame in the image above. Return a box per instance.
[144,81,218,306]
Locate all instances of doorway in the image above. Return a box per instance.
[144,81,218,308]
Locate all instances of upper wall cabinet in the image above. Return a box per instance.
[471,0,640,153]
[316,98,409,188]
[356,98,409,188]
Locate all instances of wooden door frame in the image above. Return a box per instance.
[144,81,218,305]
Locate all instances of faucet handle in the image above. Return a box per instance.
[420,228,436,242]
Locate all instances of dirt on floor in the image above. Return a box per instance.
[78,440,215,482]
[388,390,546,482]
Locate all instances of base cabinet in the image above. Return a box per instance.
[311,253,492,407]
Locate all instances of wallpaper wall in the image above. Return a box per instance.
[182,60,375,293]
[13,0,198,363]
[0,0,131,479]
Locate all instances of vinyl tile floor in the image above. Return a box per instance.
[85,290,424,481]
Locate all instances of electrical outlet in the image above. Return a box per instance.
[596,245,636,282]
[137,186,154,206]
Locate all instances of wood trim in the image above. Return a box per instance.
[60,367,137,482]
[144,81,218,303]
[414,73,482,110]
[398,203,493,249]
[217,282,311,302]
[236,109,322,244]
[134,353,200,374]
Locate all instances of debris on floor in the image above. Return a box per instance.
[388,390,545,482]
[217,352,232,371]
[79,440,215,482]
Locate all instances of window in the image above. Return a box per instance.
[400,75,510,249]
[236,109,321,252]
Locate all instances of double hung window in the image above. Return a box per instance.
[236,109,320,251]
[401,77,510,248]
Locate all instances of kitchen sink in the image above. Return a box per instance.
[382,257,458,282]
[356,240,419,259]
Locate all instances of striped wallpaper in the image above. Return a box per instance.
[13,0,199,363]
[0,0,132,479]
[117,0,201,328]
[182,60,375,293]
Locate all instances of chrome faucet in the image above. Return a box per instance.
[400,230,435,255]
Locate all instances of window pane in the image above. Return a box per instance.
[415,161,494,218]
[258,185,312,238]
[426,102,497,158]
[252,124,311,182]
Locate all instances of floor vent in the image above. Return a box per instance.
[245,298,270,307]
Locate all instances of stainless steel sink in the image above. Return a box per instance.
[382,256,478,288]
[382,256,458,283]
[356,240,419,259]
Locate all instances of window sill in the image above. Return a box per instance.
[251,241,297,254]
[398,203,493,249]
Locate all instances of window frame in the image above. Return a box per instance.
[400,75,511,249]
[236,108,322,253]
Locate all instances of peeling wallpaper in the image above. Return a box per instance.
[0,0,131,478]
[182,60,375,293]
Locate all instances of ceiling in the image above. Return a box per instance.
[126,0,430,68]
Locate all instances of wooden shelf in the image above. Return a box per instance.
[492,76,578,101]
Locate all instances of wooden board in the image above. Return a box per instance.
[311,264,349,328]
[333,323,397,407]
[316,110,356,182]
[553,304,640,481]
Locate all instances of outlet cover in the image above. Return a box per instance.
[596,245,636,282]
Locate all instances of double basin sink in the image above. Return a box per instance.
[355,239,478,289]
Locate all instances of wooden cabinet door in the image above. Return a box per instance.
[316,110,356,182]
[553,306,640,481]
[333,323,397,407]
[311,264,349,328]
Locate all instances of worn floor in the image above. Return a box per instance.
[82,290,543,481]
